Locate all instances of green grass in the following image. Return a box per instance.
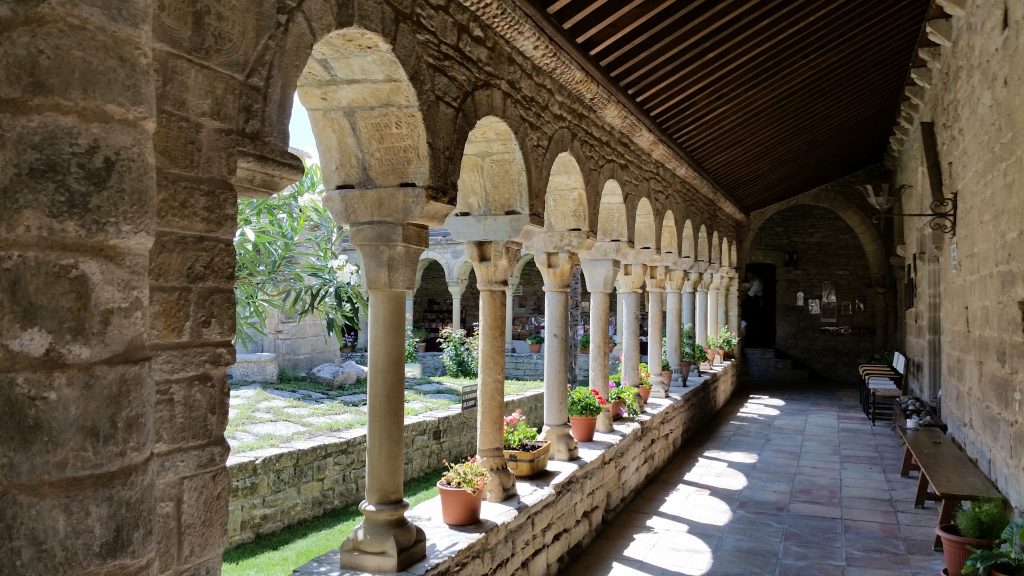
[222,470,443,576]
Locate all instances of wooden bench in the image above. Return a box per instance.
[896,426,1004,550]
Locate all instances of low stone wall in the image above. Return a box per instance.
[295,362,738,576]
[334,351,623,382]
[226,390,545,546]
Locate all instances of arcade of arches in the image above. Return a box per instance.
[2,1,1022,576]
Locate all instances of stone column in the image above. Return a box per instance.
[645,266,668,397]
[580,243,623,433]
[727,273,740,335]
[615,257,648,388]
[683,273,697,330]
[665,269,686,384]
[505,279,517,352]
[534,250,581,460]
[326,188,442,572]
[707,273,721,350]
[356,307,369,352]
[696,275,709,347]
[717,274,729,332]
[464,241,521,501]
[613,291,625,355]
[447,281,465,332]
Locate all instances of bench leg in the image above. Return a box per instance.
[915,472,931,509]
[934,498,961,551]
[900,446,914,478]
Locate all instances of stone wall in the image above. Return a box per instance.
[295,363,738,575]
[227,391,545,546]
[748,205,878,381]
[239,312,340,373]
[891,0,1024,510]
[332,351,621,382]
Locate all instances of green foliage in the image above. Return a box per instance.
[568,386,605,417]
[440,457,489,494]
[579,333,590,350]
[502,409,539,450]
[680,324,708,364]
[234,162,365,348]
[638,362,652,388]
[608,383,641,417]
[716,326,738,352]
[411,327,428,342]
[956,498,1010,541]
[404,320,419,364]
[964,519,1024,576]
[439,326,479,378]
[526,332,544,345]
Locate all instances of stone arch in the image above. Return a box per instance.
[681,219,696,260]
[511,252,535,284]
[711,231,721,265]
[740,186,888,288]
[633,198,657,251]
[455,258,475,284]
[597,179,629,242]
[660,211,679,256]
[296,28,430,191]
[697,224,710,263]
[544,152,589,231]
[416,253,449,289]
[454,115,530,217]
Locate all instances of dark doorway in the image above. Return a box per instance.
[742,263,777,347]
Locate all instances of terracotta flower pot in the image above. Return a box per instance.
[529,343,542,353]
[637,385,651,404]
[717,350,726,364]
[680,361,692,382]
[705,348,717,365]
[569,415,597,442]
[609,400,625,421]
[503,441,551,478]
[437,481,483,526]
[936,524,997,576]
[579,347,589,355]
[661,369,672,383]
[608,343,615,353]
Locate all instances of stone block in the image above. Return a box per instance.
[156,172,238,237]
[0,364,151,482]
[149,231,235,287]
[180,468,230,564]
[228,353,280,384]
[154,373,229,452]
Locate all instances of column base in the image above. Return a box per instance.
[596,410,614,433]
[480,451,517,502]
[649,375,669,398]
[340,501,426,572]
[542,424,579,461]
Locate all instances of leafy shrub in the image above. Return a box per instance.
[608,382,640,417]
[404,321,418,363]
[439,326,479,378]
[957,498,1010,540]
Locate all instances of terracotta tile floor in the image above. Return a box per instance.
[563,384,946,576]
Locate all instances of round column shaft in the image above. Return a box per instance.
[542,286,577,460]
[647,289,667,397]
[621,291,641,387]
[589,290,613,432]
[696,286,709,347]
[477,288,516,501]
[666,290,682,383]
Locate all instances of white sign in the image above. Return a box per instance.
[950,241,958,273]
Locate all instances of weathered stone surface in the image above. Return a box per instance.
[228,353,280,384]
[310,361,367,387]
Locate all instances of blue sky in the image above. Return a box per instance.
[288,94,319,163]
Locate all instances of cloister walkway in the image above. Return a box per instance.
[564,384,947,576]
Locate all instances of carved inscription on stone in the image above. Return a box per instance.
[355,109,427,185]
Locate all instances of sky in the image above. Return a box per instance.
[288,94,320,163]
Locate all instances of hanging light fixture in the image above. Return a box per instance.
[860,183,957,237]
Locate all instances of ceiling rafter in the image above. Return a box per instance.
[524,0,933,211]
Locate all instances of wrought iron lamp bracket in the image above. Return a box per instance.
[872,192,957,237]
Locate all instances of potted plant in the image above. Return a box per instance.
[608,382,640,420]
[938,498,1010,576]
[608,336,616,353]
[578,333,590,354]
[964,518,1024,576]
[437,457,489,526]
[661,357,673,384]
[718,326,738,360]
[706,331,720,365]
[683,341,708,383]
[412,327,428,353]
[637,362,653,404]
[339,332,356,353]
[502,409,550,477]
[567,386,605,442]
[526,332,544,353]
[679,324,697,384]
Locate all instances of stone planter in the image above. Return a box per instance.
[936,524,997,576]
[404,363,422,378]
[503,441,551,478]
[437,482,484,526]
[528,343,542,353]
[568,415,597,442]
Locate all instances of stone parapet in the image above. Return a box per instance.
[294,362,738,575]
[227,391,544,546]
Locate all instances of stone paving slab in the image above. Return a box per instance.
[563,384,947,576]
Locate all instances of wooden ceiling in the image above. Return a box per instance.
[522,0,935,212]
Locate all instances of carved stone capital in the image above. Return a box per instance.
[645,265,667,292]
[534,250,579,291]
[580,258,619,293]
[665,269,687,292]
[347,223,428,292]
[615,261,648,293]
[466,240,522,291]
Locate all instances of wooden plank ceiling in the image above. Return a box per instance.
[524,0,935,212]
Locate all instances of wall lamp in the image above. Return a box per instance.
[858,184,957,238]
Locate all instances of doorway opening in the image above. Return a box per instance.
[742,263,777,348]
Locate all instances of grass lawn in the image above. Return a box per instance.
[222,470,443,576]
